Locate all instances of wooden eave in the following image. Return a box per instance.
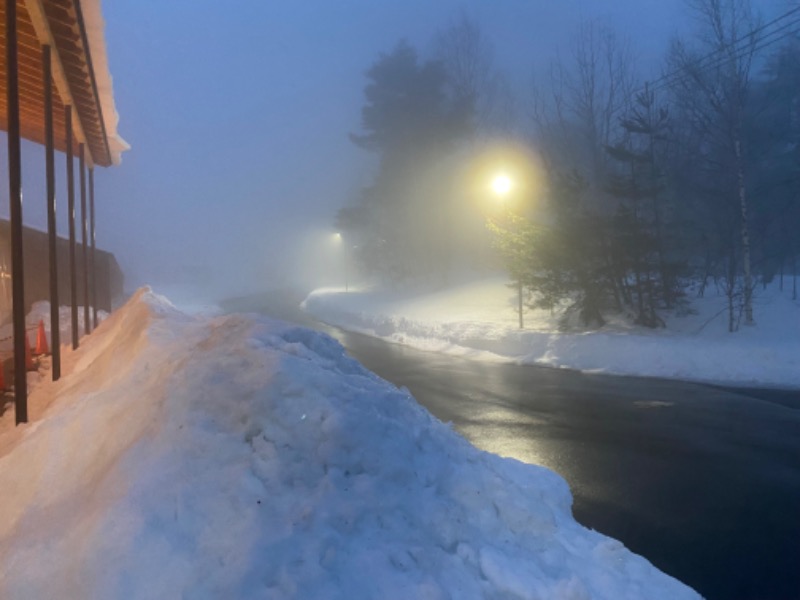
[0,0,114,166]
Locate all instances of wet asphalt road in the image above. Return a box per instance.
[223,291,800,600]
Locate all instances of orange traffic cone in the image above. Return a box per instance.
[35,319,49,355]
[25,332,36,371]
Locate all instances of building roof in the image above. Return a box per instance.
[0,0,127,167]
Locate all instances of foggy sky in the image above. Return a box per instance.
[2,0,780,300]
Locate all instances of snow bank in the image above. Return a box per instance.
[0,287,699,598]
[302,277,800,388]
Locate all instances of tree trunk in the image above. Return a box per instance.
[734,138,754,325]
[727,285,735,333]
[726,250,737,333]
[645,86,672,309]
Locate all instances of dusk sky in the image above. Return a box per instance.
[5,0,782,298]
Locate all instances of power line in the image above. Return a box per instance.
[649,5,800,89]
[654,6,800,83]
[651,19,800,95]
[645,6,800,96]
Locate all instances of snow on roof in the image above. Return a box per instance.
[81,0,129,166]
[4,0,128,165]
[0,289,700,598]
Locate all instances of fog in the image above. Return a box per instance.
[0,0,784,302]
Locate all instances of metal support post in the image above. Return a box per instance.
[80,145,90,335]
[90,168,97,328]
[66,107,78,349]
[6,0,26,423]
[44,45,60,380]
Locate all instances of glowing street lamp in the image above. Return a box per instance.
[491,173,513,198]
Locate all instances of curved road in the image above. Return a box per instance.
[224,291,800,600]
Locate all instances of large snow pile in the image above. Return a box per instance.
[302,277,800,388]
[0,288,700,599]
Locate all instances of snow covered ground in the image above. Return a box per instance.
[302,276,800,389]
[0,288,700,599]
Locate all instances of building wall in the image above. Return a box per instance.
[0,219,123,323]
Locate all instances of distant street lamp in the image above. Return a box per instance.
[490,172,524,329]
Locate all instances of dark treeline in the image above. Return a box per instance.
[338,0,800,332]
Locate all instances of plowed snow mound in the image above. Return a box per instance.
[0,288,700,599]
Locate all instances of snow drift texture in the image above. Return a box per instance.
[0,289,700,599]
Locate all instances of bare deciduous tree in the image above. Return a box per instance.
[435,11,516,135]
[529,19,637,204]
[668,0,759,329]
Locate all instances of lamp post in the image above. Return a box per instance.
[334,232,348,292]
[490,173,524,329]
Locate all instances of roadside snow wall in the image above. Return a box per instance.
[0,288,700,599]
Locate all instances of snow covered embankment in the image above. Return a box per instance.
[0,288,700,599]
[302,279,800,388]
